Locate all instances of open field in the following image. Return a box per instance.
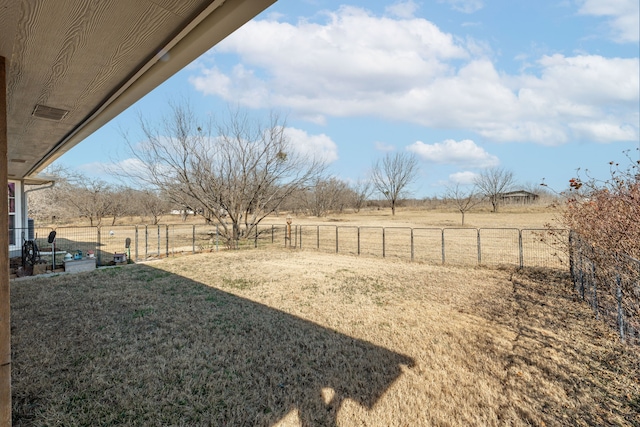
[26,205,564,270]
[42,204,560,230]
[11,249,639,426]
[278,205,559,229]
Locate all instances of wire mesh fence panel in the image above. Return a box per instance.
[30,227,57,268]
[336,226,359,255]
[194,224,223,253]
[138,224,168,259]
[52,226,99,264]
[570,234,640,346]
[254,224,282,249]
[359,227,383,258]
[521,229,568,268]
[443,228,478,265]
[479,228,520,266]
[99,225,136,265]
[317,225,338,253]
[383,227,412,260]
[412,228,444,264]
[297,225,318,250]
[168,224,196,255]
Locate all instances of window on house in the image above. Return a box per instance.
[8,183,15,246]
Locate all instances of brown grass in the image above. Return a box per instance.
[11,249,639,426]
[47,203,558,230]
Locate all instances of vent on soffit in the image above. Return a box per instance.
[32,104,69,121]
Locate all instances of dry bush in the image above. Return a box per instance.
[560,154,640,260]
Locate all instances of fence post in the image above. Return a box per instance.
[382,228,386,258]
[317,226,319,249]
[591,263,599,319]
[579,255,585,300]
[518,229,524,269]
[568,231,576,290]
[616,274,625,341]
[96,227,101,266]
[410,228,414,261]
[357,227,361,256]
[336,227,339,253]
[477,229,481,265]
[255,225,258,248]
[441,229,445,264]
[144,225,148,260]
[298,226,302,248]
[216,225,219,251]
[271,225,274,244]
[192,225,195,254]
[157,225,160,258]
[165,225,169,258]
[135,226,139,262]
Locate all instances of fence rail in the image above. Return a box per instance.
[9,224,568,270]
[569,232,640,345]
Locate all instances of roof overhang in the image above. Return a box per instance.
[2,0,276,180]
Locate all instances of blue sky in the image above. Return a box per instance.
[58,0,639,197]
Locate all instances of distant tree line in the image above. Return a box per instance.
[27,166,171,226]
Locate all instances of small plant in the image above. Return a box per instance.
[221,277,256,290]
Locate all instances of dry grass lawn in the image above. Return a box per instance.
[11,249,639,426]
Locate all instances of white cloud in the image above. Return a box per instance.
[577,0,640,43]
[374,141,396,152]
[449,171,479,184]
[385,1,419,18]
[407,139,499,168]
[190,6,639,146]
[438,0,484,13]
[283,127,339,163]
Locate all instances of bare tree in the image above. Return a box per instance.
[371,152,419,215]
[117,102,326,245]
[349,179,373,213]
[305,177,350,217]
[445,184,483,226]
[64,178,115,226]
[38,168,115,226]
[107,187,134,226]
[474,167,515,213]
[124,189,170,225]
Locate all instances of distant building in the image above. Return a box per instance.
[499,190,539,205]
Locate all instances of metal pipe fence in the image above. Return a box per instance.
[569,232,640,345]
[13,222,637,346]
[9,224,569,270]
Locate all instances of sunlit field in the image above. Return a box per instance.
[11,249,639,426]
[43,203,559,230]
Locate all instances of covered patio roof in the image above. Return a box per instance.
[1,0,276,424]
[2,0,275,180]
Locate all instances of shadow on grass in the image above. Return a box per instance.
[11,264,414,426]
[470,267,640,426]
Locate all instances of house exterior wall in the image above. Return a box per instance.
[8,180,24,257]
